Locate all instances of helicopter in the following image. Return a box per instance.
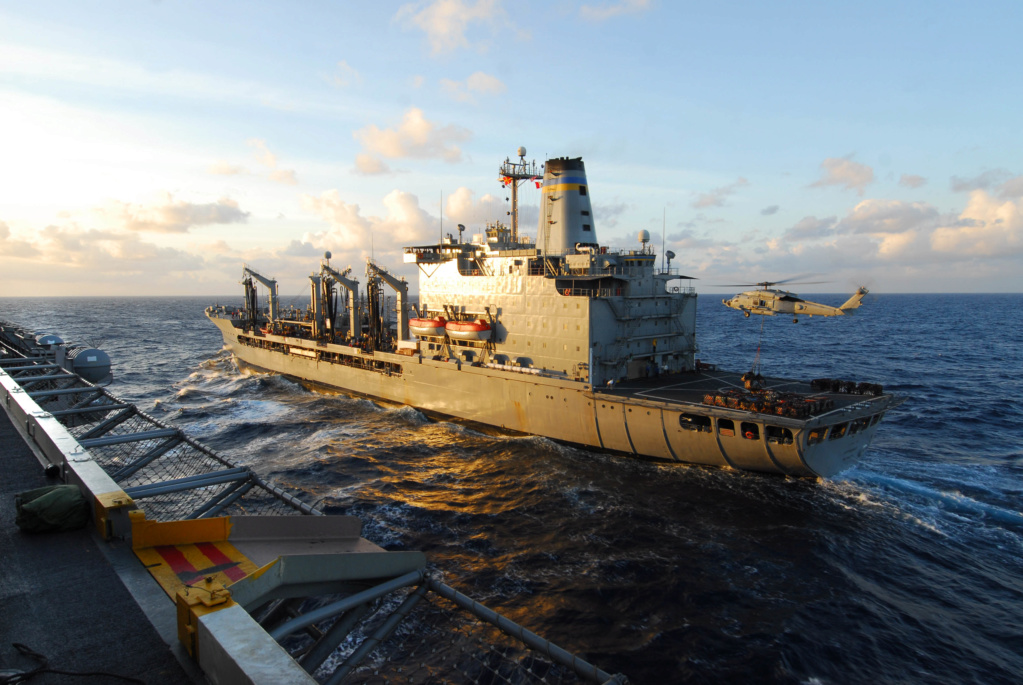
[720,278,869,323]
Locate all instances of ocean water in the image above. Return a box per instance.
[2,292,1021,684]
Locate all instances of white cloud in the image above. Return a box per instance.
[691,177,748,209]
[353,107,472,168]
[810,156,874,196]
[395,0,515,54]
[96,193,250,233]
[931,190,1023,257]
[444,187,504,225]
[0,221,41,258]
[354,154,393,176]
[301,189,438,258]
[580,0,652,22]
[440,71,507,103]
[835,199,940,235]
[0,223,203,281]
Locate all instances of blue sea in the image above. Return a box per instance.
[2,292,1021,684]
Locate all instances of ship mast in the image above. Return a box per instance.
[498,147,540,243]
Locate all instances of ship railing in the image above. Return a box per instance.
[249,565,628,685]
[0,338,318,520]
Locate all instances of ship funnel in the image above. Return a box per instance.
[537,157,597,255]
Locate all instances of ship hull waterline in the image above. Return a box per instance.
[209,316,893,479]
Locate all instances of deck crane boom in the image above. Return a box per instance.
[366,262,409,342]
[242,265,280,324]
[320,262,361,341]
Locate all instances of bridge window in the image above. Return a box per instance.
[581,210,590,216]
[718,418,735,437]
[807,428,825,445]
[579,186,587,196]
[740,422,760,440]
[679,413,712,432]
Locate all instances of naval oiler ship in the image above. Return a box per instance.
[207,150,901,478]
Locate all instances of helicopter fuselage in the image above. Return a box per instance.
[722,287,867,319]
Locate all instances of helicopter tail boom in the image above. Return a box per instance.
[839,287,869,312]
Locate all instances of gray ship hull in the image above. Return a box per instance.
[208,314,897,478]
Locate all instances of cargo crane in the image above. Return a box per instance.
[320,256,361,342]
[366,262,410,344]
[241,265,280,331]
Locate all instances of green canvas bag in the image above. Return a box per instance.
[15,484,90,533]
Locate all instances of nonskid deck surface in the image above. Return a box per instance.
[601,370,873,414]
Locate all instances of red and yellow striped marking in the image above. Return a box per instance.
[131,512,258,598]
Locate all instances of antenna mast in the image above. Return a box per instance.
[499,146,540,244]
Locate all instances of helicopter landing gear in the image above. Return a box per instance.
[744,311,750,318]
[793,317,798,323]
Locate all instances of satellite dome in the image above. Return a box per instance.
[66,347,111,384]
[35,334,64,347]
[517,146,527,157]
[638,230,651,244]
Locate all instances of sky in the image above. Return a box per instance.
[1,0,1021,298]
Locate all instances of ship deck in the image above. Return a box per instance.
[598,368,882,419]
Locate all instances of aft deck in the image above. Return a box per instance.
[600,368,889,422]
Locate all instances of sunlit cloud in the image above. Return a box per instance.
[96,193,250,234]
[810,156,874,196]
[931,190,1023,257]
[395,0,518,55]
[353,107,472,171]
[301,188,438,273]
[835,199,940,235]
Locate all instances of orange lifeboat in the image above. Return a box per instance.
[409,316,447,337]
[445,319,492,341]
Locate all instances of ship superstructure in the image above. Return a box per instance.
[207,149,902,478]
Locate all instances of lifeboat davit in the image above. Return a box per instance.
[445,319,492,341]
[409,316,447,337]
